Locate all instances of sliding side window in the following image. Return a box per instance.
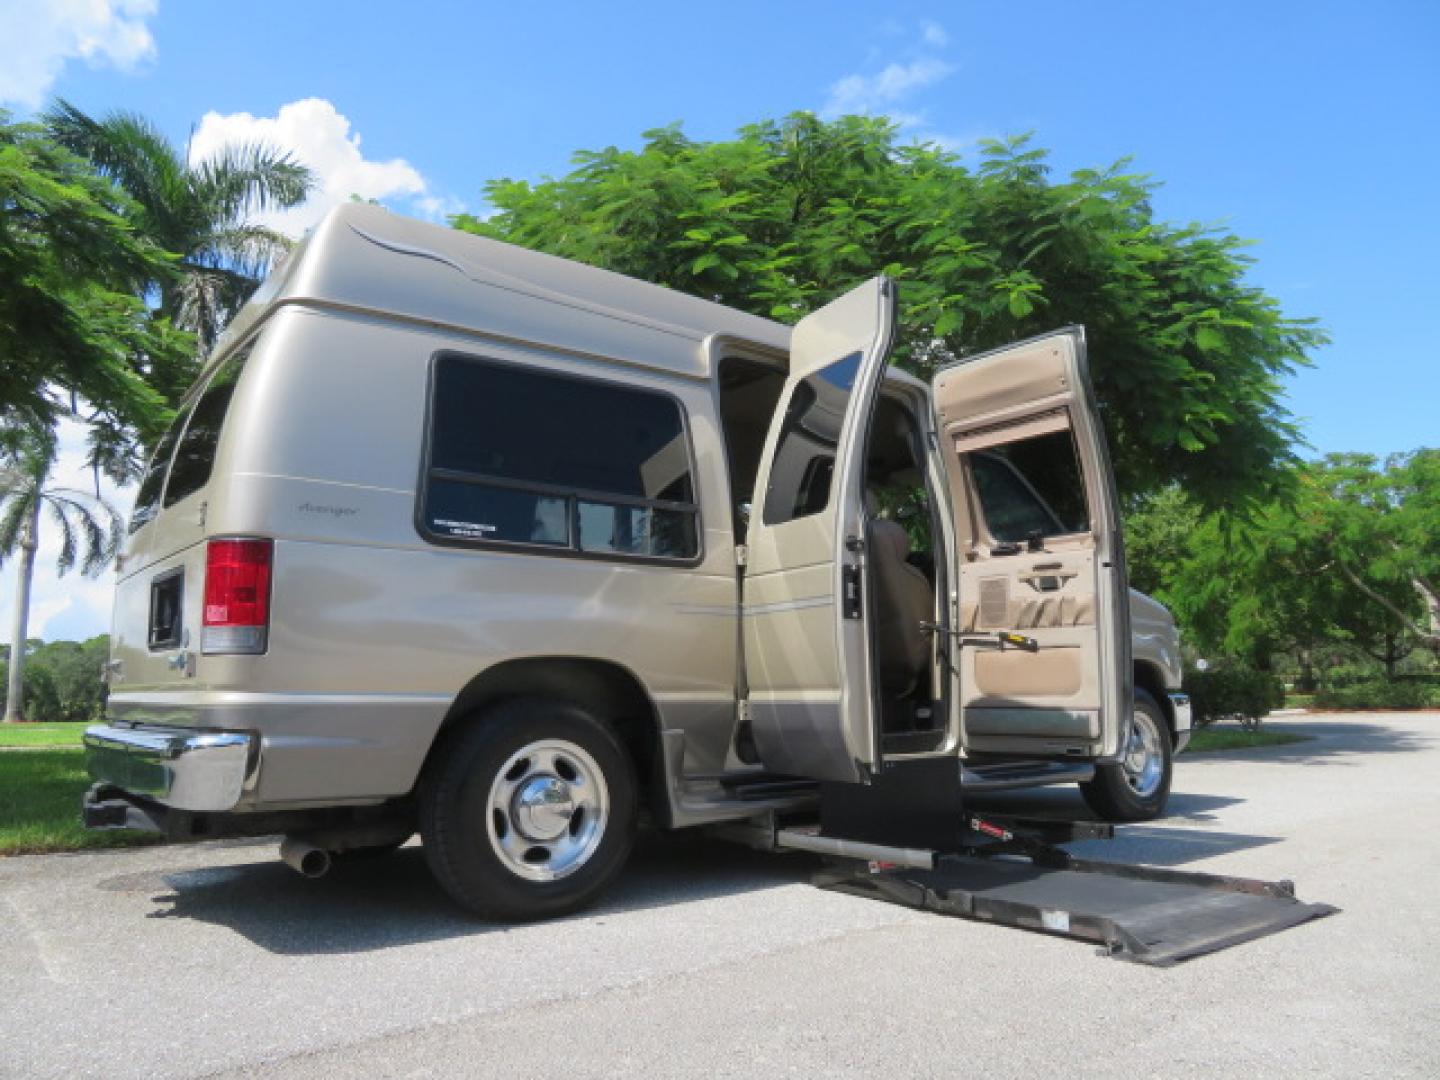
[421,356,699,561]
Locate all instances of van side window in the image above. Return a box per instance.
[128,408,191,533]
[968,430,1091,543]
[762,352,861,525]
[422,356,699,561]
[163,346,253,508]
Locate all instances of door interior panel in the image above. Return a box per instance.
[959,550,1097,631]
[955,457,1106,752]
[932,331,1124,758]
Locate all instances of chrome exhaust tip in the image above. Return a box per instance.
[279,836,332,879]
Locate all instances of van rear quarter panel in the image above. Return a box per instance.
[113,306,742,803]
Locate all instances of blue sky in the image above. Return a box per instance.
[2,0,1438,639]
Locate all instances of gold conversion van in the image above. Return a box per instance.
[84,204,1190,918]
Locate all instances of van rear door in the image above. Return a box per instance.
[931,328,1131,760]
[109,346,254,692]
[741,278,897,783]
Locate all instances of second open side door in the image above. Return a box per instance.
[932,328,1132,761]
[742,278,897,783]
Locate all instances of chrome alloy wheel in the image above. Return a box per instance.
[485,739,609,882]
[1121,708,1165,798]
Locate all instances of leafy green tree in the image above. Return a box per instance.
[0,112,191,448]
[1164,453,1438,679]
[1,434,123,723]
[1123,485,1202,600]
[1165,503,1347,679]
[49,635,110,722]
[457,114,1325,508]
[1307,451,1440,658]
[44,99,314,366]
[6,655,60,722]
[0,635,110,723]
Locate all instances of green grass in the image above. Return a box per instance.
[0,749,159,855]
[1188,727,1310,753]
[0,722,89,748]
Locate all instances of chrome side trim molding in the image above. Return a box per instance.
[107,690,453,708]
[744,595,834,616]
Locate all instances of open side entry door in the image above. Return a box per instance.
[741,277,897,783]
[932,328,1132,761]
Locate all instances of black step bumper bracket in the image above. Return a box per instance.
[82,783,177,835]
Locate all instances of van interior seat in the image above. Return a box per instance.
[868,516,933,697]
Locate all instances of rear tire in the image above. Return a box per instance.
[419,698,637,920]
[1080,689,1173,822]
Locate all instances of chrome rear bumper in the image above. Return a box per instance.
[83,724,254,813]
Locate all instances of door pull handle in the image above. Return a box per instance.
[1018,569,1077,590]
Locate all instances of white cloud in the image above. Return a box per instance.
[0,0,158,107]
[819,20,970,150]
[188,97,439,237]
[823,57,956,118]
[0,416,130,645]
[413,192,467,223]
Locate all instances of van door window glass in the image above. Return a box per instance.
[128,409,191,533]
[423,356,699,560]
[969,430,1091,543]
[163,346,253,508]
[761,352,860,525]
[426,480,570,546]
[577,501,698,559]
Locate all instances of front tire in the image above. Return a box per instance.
[1079,689,1173,822]
[419,698,637,920]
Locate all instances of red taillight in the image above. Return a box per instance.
[201,538,272,654]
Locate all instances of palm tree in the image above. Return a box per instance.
[44,100,315,357]
[2,432,123,723]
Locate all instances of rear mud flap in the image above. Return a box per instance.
[815,854,1338,967]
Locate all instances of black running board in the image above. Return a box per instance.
[959,761,1096,791]
[815,852,1338,966]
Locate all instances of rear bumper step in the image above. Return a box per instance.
[83,723,254,813]
[82,784,170,833]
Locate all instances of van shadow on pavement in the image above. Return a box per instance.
[128,785,1284,958]
[135,832,823,957]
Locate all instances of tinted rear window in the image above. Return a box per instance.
[163,347,252,508]
[429,357,694,501]
[128,410,190,534]
[421,355,699,560]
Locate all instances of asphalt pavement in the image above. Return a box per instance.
[2,711,1437,1079]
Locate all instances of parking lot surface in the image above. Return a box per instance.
[2,711,1437,1079]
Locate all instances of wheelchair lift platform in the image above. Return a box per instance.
[721,761,1337,967]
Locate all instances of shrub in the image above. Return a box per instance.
[1183,666,1285,729]
[1312,680,1440,711]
